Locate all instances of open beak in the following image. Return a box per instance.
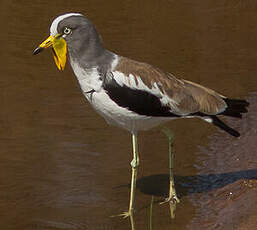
[33,35,67,71]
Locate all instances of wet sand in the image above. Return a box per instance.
[0,1,256,229]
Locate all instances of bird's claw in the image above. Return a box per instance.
[160,194,180,205]
[110,211,132,219]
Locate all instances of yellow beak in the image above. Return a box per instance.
[33,35,67,71]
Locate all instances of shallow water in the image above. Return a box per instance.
[0,1,257,230]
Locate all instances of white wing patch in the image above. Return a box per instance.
[112,71,179,112]
[50,13,82,36]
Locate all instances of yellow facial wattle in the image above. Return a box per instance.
[51,37,67,71]
[34,35,67,71]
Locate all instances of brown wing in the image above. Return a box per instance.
[114,56,227,115]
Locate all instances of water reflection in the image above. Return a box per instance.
[137,169,257,197]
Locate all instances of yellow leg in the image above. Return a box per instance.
[115,133,139,230]
[160,128,180,218]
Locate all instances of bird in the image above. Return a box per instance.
[33,12,249,222]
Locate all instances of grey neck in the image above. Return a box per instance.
[67,39,115,74]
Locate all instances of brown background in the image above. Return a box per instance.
[0,1,256,229]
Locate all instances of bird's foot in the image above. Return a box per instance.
[159,193,180,205]
[160,193,180,219]
[110,210,133,219]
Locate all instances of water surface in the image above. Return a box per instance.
[0,1,257,229]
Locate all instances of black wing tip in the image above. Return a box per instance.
[230,130,240,137]
[211,116,240,137]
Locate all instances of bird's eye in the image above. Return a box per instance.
[63,27,72,35]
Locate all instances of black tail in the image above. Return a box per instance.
[221,98,249,118]
[211,116,240,137]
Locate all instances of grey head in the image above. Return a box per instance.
[52,13,115,70]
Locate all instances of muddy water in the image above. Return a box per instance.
[0,1,257,230]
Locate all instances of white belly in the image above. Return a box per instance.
[84,89,170,132]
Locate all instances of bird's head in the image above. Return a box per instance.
[33,13,102,71]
